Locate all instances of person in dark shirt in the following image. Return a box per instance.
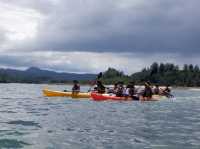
[153,85,160,95]
[72,80,80,92]
[96,80,106,93]
[115,82,124,97]
[142,82,153,100]
[162,85,173,98]
[164,85,171,93]
[126,82,140,100]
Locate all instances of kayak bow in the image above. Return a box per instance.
[43,89,90,98]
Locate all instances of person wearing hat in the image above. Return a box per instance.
[72,80,80,93]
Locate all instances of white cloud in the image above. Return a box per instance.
[0,1,43,50]
[0,51,197,74]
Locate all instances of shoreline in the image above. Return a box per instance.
[1,82,200,89]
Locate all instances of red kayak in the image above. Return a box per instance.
[91,92,133,101]
[91,92,166,101]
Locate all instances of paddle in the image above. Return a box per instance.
[160,88,174,98]
[88,72,103,92]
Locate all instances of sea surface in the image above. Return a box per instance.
[0,84,199,149]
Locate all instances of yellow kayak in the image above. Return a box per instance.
[43,89,91,98]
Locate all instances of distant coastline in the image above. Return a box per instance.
[0,67,96,84]
[100,63,200,87]
[1,62,200,87]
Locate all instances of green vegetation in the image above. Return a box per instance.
[0,63,200,86]
[101,63,200,87]
[101,68,130,84]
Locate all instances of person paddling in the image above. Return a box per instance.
[115,82,124,97]
[164,85,171,93]
[153,84,160,95]
[88,72,103,92]
[96,80,106,93]
[107,83,118,94]
[125,82,140,100]
[72,80,80,93]
[141,82,153,101]
[162,85,173,98]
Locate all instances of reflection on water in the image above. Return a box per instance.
[0,84,199,148]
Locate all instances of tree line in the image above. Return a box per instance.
[101,63,200,87]
[1,63,200,86]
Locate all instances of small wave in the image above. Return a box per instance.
[5,131,28,136]
[7,120,41,128]
[26,111,40,114]
[0,139,31,148]
[0,110,17,113]
[0,130,28,137]
[188,88,200,91]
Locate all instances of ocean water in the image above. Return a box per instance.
[0,84,199,149]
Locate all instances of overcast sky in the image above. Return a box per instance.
[0,0,199,74]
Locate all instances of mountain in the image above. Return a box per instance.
[0,67,96,83]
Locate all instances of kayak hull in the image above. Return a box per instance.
[91,92,133,101]
[91,92,166,101]
[43,89,90,98]
[140,95,167,101]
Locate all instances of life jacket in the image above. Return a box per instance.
[72,84,80,91]
[143,87,153,97]
[128,87,135,96]
[97,84,105,93]
[154,88,159,95]
[116,86,124,97]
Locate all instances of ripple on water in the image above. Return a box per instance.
[0,139,30,148]
[0,110,17,113]
[7,120,41,128]
[0,130,28,137]
[1,85,200,148]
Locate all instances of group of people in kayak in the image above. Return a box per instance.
[71,79,172,100]
[94,80,172,100]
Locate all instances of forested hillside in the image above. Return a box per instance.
[101,63,200,86]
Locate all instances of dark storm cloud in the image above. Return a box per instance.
[1,0,200,54]
[0,55,34,68]
[31,0,200,54]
